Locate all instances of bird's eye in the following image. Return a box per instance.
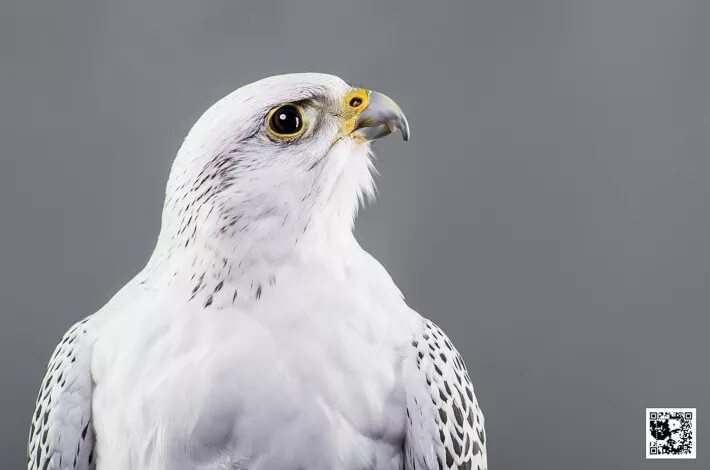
[267,105,304,137]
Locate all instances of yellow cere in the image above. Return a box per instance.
[340,88,369,137]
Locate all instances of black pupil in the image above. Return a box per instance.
[270,106,302,135]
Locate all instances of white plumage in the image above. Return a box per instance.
[28,73,487,470]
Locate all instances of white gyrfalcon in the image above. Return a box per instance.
[28,73,487,470]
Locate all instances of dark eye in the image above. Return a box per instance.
[268,105,303,136]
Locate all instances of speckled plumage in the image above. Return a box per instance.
[28,73,486,470]
[28,317,95,470]
[403,320,486,470]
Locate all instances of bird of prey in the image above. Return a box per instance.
[28,73,487,470]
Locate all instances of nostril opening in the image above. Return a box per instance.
[349,97,363,108]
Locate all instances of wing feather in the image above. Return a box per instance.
[402,318,487,470]
[28,316,96,470]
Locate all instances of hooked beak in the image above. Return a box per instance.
[351,91,410,142]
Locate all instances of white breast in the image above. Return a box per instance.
[91,257,420,470]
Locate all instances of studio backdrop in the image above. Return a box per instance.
[1,1,708,469]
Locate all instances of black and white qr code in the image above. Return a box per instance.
[646,408,697,459]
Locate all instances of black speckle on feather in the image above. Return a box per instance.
[439,408,447,424]
[452,435,462,455]
[445,447,454,467]
[471,439,481,456]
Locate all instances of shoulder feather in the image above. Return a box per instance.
[402,318,487,470]
[28,316,96,470]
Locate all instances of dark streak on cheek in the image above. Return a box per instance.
[306,157,324,172]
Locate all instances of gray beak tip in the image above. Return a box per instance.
[401,120,411,141]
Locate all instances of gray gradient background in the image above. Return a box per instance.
[1,0,708,468]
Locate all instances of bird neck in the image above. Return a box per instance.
[139,184,362,307]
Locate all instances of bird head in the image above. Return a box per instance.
[155,73,409,268]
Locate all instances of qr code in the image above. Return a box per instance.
[646,408,697,459]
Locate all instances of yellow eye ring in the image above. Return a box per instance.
[266,104,306,139]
